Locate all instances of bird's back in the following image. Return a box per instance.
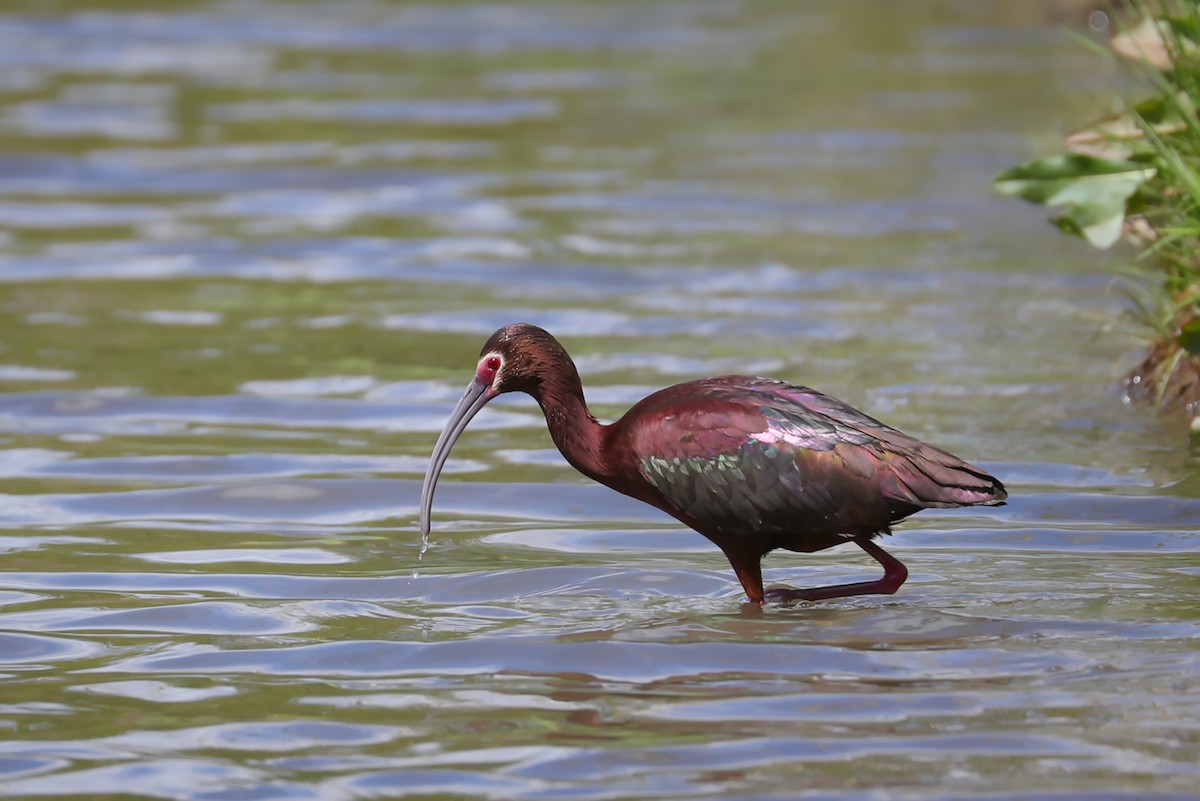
[615,376,1005,553]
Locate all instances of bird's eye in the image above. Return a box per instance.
[486,356,501,372]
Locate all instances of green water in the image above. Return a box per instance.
[0,2,1196,799]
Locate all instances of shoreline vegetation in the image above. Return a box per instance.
[994,2,1200,432]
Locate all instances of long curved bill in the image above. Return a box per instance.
[419,377,494,539]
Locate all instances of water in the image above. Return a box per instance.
[0,1,1197,799]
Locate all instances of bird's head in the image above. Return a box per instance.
[419,323,577,538]
[473,322,569,397]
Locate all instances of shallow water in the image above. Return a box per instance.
[0,1,1197,799]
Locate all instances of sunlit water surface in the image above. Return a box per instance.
[0,2,1197,799]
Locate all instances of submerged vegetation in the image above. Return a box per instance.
[995,2,1200,423]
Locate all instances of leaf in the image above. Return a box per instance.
[1111,16,1173,69]
[1178,318,1200,354]
[1164,13,1200,50]
[1064,97,1187,160]
[994,154,1157,248]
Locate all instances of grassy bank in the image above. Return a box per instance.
[995,2,1200,426]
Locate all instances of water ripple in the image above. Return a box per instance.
[0,1,1196,799]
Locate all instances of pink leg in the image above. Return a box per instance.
[724,552,766,604]
[763,538,908,604]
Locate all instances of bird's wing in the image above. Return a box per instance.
[626,378,1003,538]
[751,380,1005,509]
[625,381,871,535]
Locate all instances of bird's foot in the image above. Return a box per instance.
[763,587,822,605]
[762,584,893,604]
[760,561,908,606]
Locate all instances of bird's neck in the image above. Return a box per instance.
[534,375,613,485]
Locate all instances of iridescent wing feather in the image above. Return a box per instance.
[625,377,1003,544]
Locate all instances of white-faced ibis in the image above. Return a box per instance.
[420,323,1007,604]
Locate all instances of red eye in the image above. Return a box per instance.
[486,356,501,371]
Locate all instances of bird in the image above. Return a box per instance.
[419,323,1007,604]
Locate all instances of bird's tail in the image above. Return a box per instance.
[882,442,1007,511]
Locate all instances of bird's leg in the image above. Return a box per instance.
[763,537,909,604]
[724,552,765,604]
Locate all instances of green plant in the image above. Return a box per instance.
[995,1,1200,415]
